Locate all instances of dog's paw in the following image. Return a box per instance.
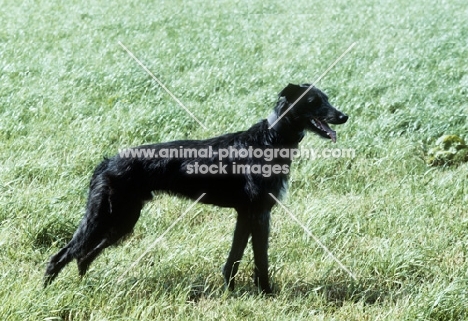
[221,265,235,291]
[252,272,274,295]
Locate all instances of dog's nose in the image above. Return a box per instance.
[338,113,348,124]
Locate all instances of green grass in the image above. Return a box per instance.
[1,0,468,319]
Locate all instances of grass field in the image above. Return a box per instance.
[1,0,468,320]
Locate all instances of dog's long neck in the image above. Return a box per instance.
[267,112,305,145]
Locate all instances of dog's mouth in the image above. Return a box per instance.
[310,118,337,143]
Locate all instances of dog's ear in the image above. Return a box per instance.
[274,96,289,116]
[279,83,309,103]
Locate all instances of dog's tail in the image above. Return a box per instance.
[44,157,146,287]
[44,159,113,287]
[43,242,75,286]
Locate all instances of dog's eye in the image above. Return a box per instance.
[308,96,319,104]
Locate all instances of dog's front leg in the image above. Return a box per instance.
[251,211,273,294]
[223,212,250,291]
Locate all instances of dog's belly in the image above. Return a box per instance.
[156,171,288,210]
[160,175,249,208]
[138,152,291,209]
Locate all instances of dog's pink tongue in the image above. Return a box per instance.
[327,127,337,143]
[315,119,337,143]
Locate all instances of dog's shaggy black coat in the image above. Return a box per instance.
[44,84,348,294]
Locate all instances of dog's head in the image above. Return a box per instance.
[273,83,348,143]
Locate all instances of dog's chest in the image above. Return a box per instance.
[278,176,288,200]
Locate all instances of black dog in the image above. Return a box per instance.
[44,84,348,294]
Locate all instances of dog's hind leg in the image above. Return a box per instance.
[223,211,251,291]
[76,237,110,276]
[75,193,144,277]
[251,211,273,294]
